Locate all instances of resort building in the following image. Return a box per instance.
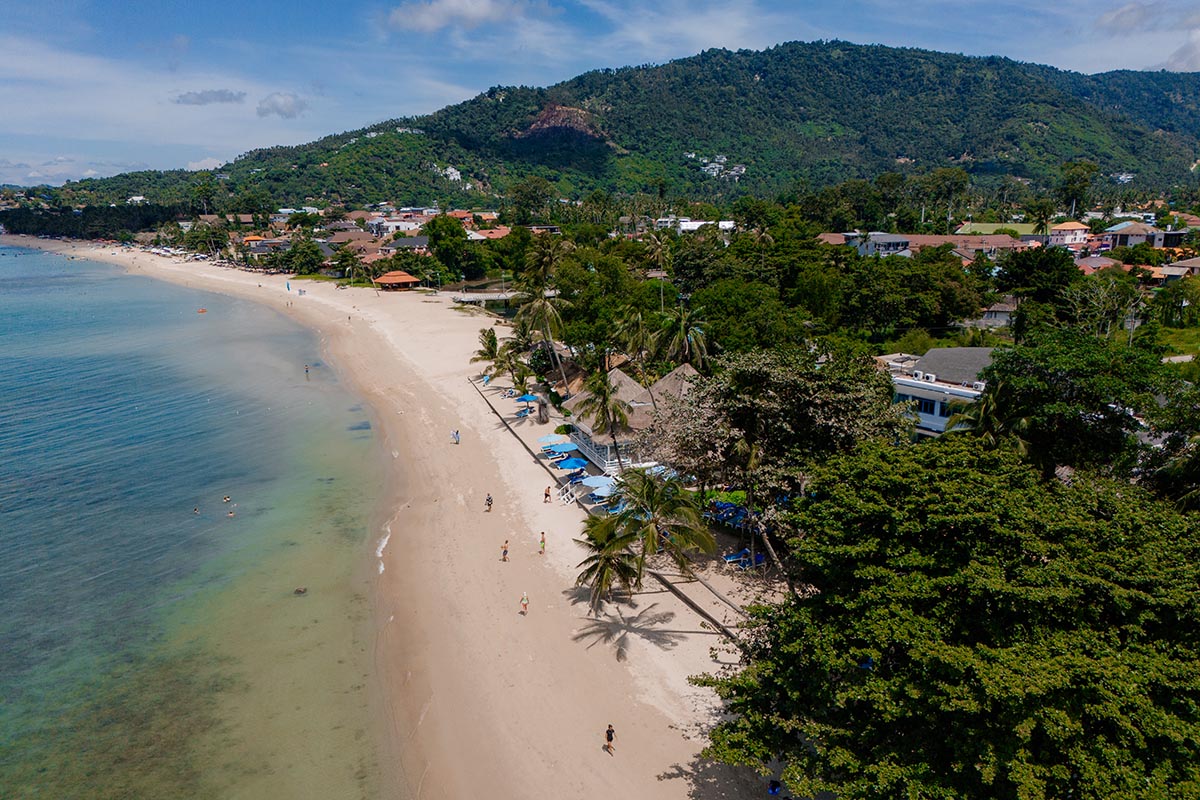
[564,364,698,474]
[878,347,994,436]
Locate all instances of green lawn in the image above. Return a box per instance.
[1160,326,1200,356]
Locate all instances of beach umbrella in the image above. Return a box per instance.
[590,483,616,498]
[556,457,589,470]
[516,393,540,403]
[548,442,579,453]
[581,475,616,488]
[538,434,568,445]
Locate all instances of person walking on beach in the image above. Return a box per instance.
[453,429,460,445]
[501,540,509,562]
[520,592,529,615]
[485,493,493,512]
[604,724,616,755]
[539,532,546,555]
[543,486,551,503]
[304,364,310,377]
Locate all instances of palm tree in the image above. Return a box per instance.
[525,235,574,287]
[516,237,574,394]
[614,306,659,408]
[574,514,639,614]
[643,232,673,312]
[657,304,709,370]
[491,340,532,386]
[574,370,632,472]
[944,382,1030,456]
[609,469,715,587]
[470,328,500,376]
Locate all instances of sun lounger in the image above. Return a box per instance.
[735,552,767,570]
[515,408,531,418]
[722,548,751,565]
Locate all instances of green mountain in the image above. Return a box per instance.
[56,41,1200,207]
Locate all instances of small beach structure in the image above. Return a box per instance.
[374,270,421,290]
[563,363,699,474]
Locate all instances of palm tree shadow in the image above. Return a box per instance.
[571,602,690,661]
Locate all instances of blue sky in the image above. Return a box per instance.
[2,0,1199,186]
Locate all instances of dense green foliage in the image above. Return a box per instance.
[0,204,184,239]
[33,41,1200,207]
[699,437,1200,799]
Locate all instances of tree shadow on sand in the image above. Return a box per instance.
[656,754,765,800]
[569,600,717,662]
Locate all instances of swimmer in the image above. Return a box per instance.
[193,507,199,514]
[227,510,235,518]
[223,496,231,503]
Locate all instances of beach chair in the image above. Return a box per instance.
[722,548,751,565]
[515,408,531,418]
[736,553,767,570]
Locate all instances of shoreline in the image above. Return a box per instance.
[1,235,756,799]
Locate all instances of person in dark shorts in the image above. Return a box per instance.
[604,724,616,754]
[485,493,493,512]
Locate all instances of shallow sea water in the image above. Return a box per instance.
[0,246,385,799]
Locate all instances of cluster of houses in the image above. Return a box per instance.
[180,204,513,286]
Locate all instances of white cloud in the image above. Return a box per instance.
[174,89,246,105]
[186,157,224,171]
[256,92,308,118]
[1163,29,1200,69]
[1095,1,1167,32]
[388,0,527,32]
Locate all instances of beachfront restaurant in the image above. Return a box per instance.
[563,364,697,475]
[374,270,422,290]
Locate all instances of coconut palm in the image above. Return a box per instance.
[491,340,532,387]
[470,328,500,375]
[944,381,1030,456]
[574,514,639,614]
[574,370,632,472]
[614,306,659,407]
[609,468,715,587]
[657,304,709,370]
[515,238,574,394]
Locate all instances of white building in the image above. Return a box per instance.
[879,347,994,436]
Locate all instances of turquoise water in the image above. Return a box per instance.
[0,246,386,799]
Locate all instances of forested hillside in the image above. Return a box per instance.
[47,41,1200,207]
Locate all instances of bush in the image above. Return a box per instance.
[554,423,575,435]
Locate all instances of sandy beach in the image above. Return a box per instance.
[2,235,758,799]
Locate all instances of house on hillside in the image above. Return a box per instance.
[1103,221,1186,249]
[880,347,994,436]
[845,232,911,257]
[563,364,699,474]
[1049,221,1090,248]
[381,236,430,255]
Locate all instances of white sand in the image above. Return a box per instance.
[2,236,759,799]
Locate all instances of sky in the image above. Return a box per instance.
[2,0,1199,186]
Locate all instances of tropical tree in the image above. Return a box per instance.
[470,328,500,375]
[573,514,638,613]
[610,469,715,584]
[944,380,1030,455]
[614,305,660,405]
[516,235,575,392]
[574,370,632,471]
[657,304,709,370]
[698,436,1200,800]
[333,246,362,283]
[491,341,532,386]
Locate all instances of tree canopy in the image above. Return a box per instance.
[699,436,1200,800]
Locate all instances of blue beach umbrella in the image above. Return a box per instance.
[590,483,617,498]
[538,434,568,445]
[516,393,540,403]
[556,457,589,470]
[581,475,616,488]
[548,442,579,453]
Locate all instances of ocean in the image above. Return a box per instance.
[0,245,387,799]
